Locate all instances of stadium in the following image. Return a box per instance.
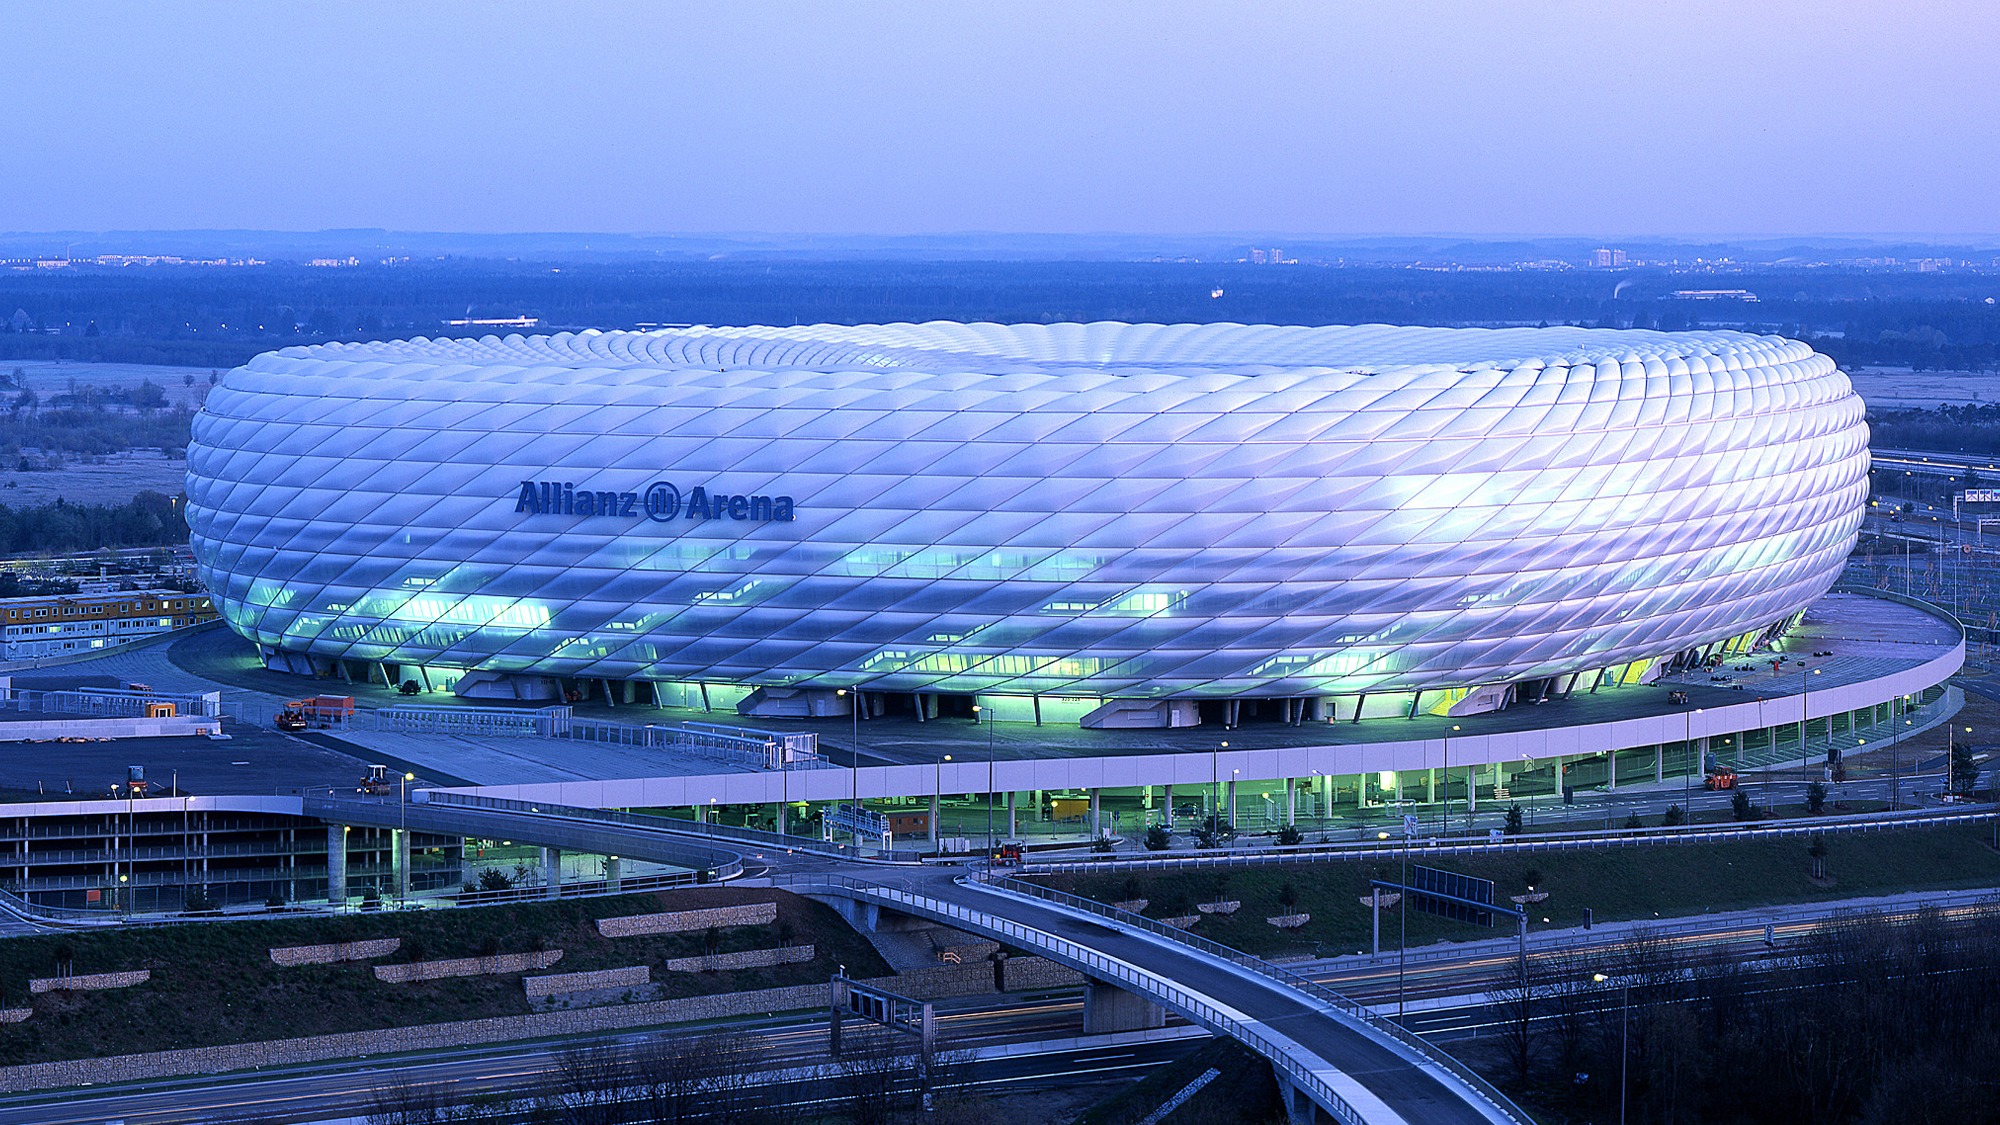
[189,321,1871,731]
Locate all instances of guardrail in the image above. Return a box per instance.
[772,872,1374,1125]
[971,872,1531,1125]
[1017,804,2000,875]
[418,790,922,863]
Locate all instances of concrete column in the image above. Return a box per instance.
[1088,788,1101,838]
[541,847,561,899]
[1606,753,1617,791]
[1426,768,1436,803]
[326,824,347,905]
[928,793,940,845]
[1081,981,1166,1033]
[1274,1070,1317,1124]
[1285,780,1296,826]
[1226,780,1237,827]
[1141,785,1153,810]
[1464,766,1476,813]
[1005,791,1017,837]
[1163,784,1174,823]
[1031,790,1044,821]
[393,828,410,901]
[1655,744,1665,783]
[605,856,622,893]
[776,800,788,836]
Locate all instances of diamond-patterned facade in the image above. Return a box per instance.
[186,322,1868,699]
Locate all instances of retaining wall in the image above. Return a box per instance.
[596,902,777,937]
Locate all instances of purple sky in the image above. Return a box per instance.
[9,1,1995,235]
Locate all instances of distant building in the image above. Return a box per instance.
[0,589,216,660]
[1591,248,1628,268]
[1671,289,1761,302]
[442,316,542,330]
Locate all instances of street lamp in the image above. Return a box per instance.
[1213,741,1228,826]
[1593,972,1630,1125]
[973,705,997,852]
[837,688,861,846]
[1439,724,1460,834]
[399,771,415,902]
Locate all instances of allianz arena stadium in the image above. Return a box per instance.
[186,322,1869,727]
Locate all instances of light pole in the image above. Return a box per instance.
[1593,972,1630,1125]
[1311,769,1326,842]
[837,688,860,845]
[933,754,951,849]
[399,771,415,904]
[1213,740,1228,828]
[1439,724,1459,834]
[973,705,996,852]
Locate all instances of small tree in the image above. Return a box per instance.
[476,867,514,892]
[1622,813,1644,830]
[1521,867,1545,892]
[1504,804,1525,835]
[1952,740,1980,795]
[1144,823,1172,851]
[1805,781,1828,814]
[182,885,218,913]
[1662,803,1686,827]
[1732,788,1756,822]
[1277,882,1299,913]
[1277,823,1304,845]
[1808,833,1829,880]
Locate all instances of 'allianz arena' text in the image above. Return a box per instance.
[186,322,1868,725]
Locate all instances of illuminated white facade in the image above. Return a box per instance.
[186,322,1868,714]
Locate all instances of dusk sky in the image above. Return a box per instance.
[9,1,1995,236]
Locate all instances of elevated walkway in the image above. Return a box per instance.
[777,870,1529,1125]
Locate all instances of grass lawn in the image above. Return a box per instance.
[0,887,888,1066]
[1039,823,2000,958]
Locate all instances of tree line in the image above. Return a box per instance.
[0,491,187,555]
[1489,899,2000,1124]
[365,1025,1005,1125]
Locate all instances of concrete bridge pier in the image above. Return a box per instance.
[1274,1071,1321,1124]
[1081,980,1165,1033]
[541,847,562,898]
[816,896,941,935]
[393,829,410,901]
[326,824,347,905]
[604,855,622,892]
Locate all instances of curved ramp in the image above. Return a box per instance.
[780,872,1529,1125]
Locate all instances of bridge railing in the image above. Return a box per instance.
[978,872,1533,1125]
[773,872,1368,1125]
[414,790,894,864]
[1020,803,1999,875]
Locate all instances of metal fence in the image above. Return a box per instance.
[10,686,222,719]
[1018,804,2000,876]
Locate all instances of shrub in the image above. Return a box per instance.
[1806,781,1828,814]
[1662,804,1686,826]
[1504,805,1524,835]
[476,868,514,892]
[1277,824,1304,845]
[1732,788,1756,821]
[1144,824,1173,851]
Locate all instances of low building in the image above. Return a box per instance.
[0,589,217,660]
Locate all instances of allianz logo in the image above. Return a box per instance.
[513,480,797,522]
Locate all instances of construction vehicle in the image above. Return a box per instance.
[273,706,309,732]
[282,696,356,729]
[358,764,394,796]
[123,765,149,796]
[1704,765,1739,791]
[992,841,1025,867]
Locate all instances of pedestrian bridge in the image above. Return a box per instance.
[777,871,1529,1125]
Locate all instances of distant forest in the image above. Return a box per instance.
[1868,403,2000,459]
[0,491,186,554]
[3,260,1999,373]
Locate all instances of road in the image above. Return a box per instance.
[9,883,1984,1125]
